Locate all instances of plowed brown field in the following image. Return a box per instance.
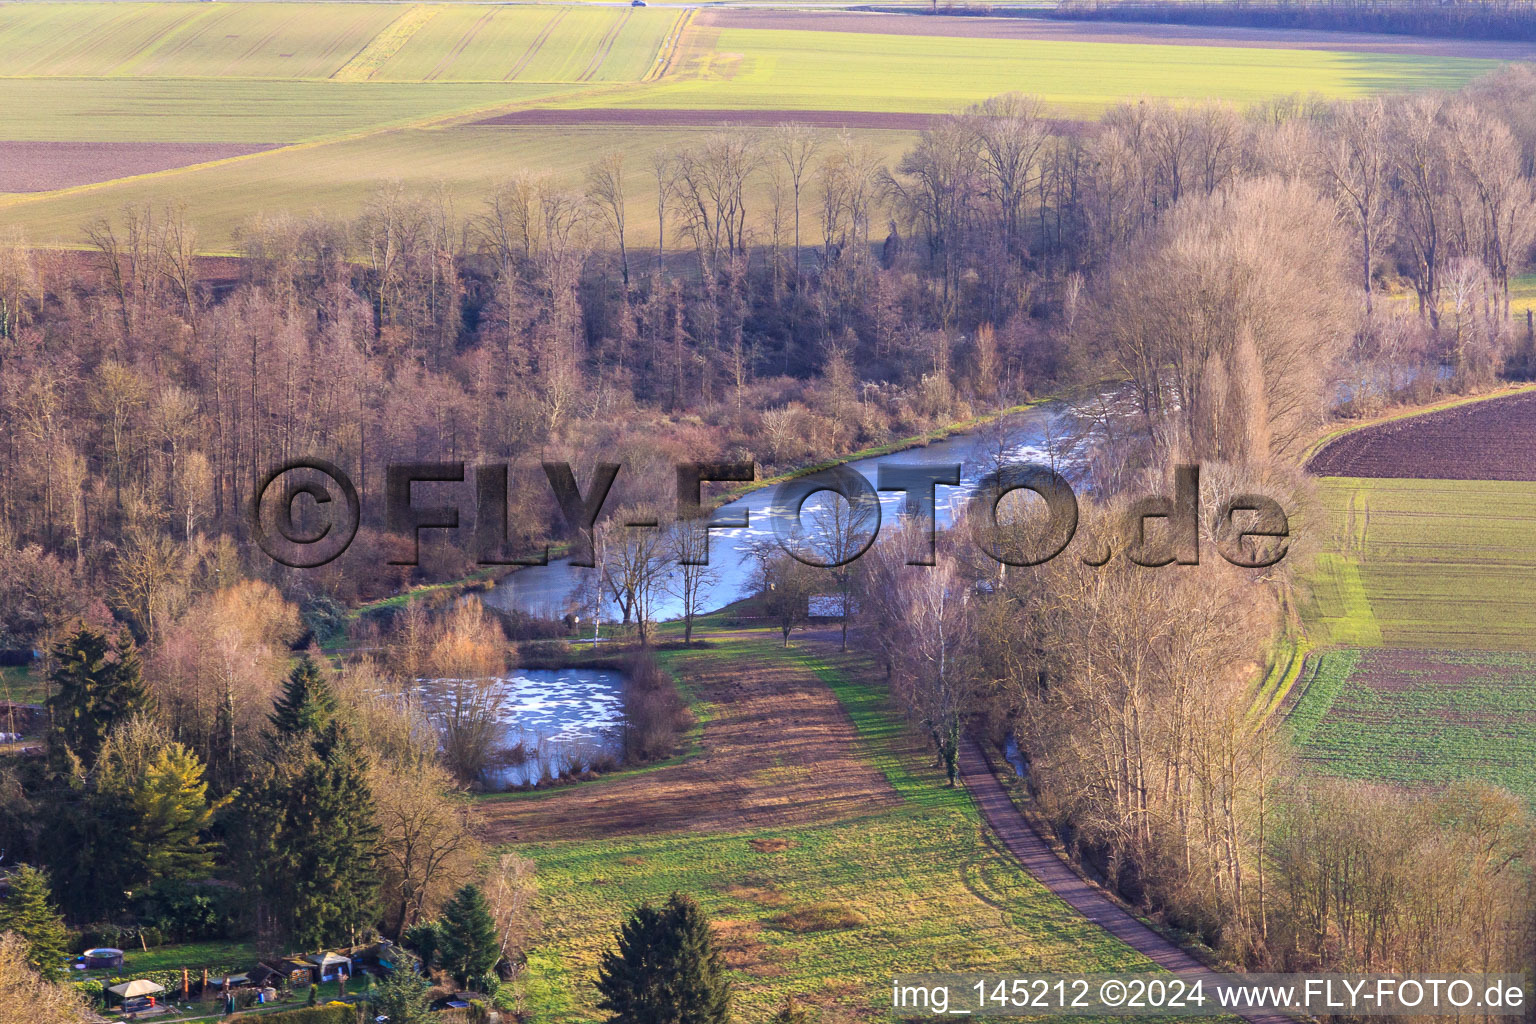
[1307,390,1536,480]
[0,141,276,192]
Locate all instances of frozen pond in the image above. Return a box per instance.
[482,393,1121,625]
[424,667,624,788]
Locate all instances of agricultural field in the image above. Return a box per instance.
[0,79,583,143]
[0,3,685,82]
[1304,476,1536,650]
[1289,647,1536,800]
[1297,391,1536,803]
[0,124,921,250]
[1307,388,1536,479]
[501,637,1167,1023]
[0,2,1504,250]
[576,23,1491,115]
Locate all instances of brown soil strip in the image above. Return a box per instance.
[699,9,1536,59]
[475,107,938,129]
[0,141,278,193]
[1307,390,1536,480]
[472,642,899,843]
[959,739,1292,1024]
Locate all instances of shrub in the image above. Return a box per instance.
[620,652,689,763]
[134,879,240,943]
[300,595,349,647]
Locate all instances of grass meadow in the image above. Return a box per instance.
[506,638,1169,1024]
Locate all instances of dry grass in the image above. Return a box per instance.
[472,636,899,842]
[749,837,796,853]
[767,902,869,933]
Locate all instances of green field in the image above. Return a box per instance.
[1295,463,1536,802]
[1289,647,1536,801]
[1304,476,1536,651]
[0,79,587,143]
[0,2,1502,249]
[580,27,1492,115]
[515,641,1162,1023]
[0,3,683,83]
[0,123,917,249]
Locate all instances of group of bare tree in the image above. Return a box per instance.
[859,479,1534,979]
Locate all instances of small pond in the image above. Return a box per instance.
[424,667,625,789]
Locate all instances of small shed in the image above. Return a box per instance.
[307,951,352,982]
[249,963,283,989]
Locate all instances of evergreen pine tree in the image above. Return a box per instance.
[438,884,501,989]
[0,865,70,981]
[268,655,336,740]
[263,721,381,949]
[46,627,149,768]
[131,742,230,883]
[595,892,730,1024]
[371,954,431,1024]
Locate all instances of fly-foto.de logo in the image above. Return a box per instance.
[249,460,1289,571]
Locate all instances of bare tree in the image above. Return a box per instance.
[1315,98,1394,314]
[587,151,631,289]
[597,505,671,646]
[773,124,823,284]
[665,519,721,645]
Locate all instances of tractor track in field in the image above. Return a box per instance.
[577,7,632,82]
[426,7,496,82]
[504,8,569,82]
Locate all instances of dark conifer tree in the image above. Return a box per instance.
[438,884,500,989]
[243,718,380,949]
[596,892,730,1024]
[268,655,336,740]
[0,865,70,981]
[46,627,148,768]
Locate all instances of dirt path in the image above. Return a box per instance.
[957,738,1293,1024]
